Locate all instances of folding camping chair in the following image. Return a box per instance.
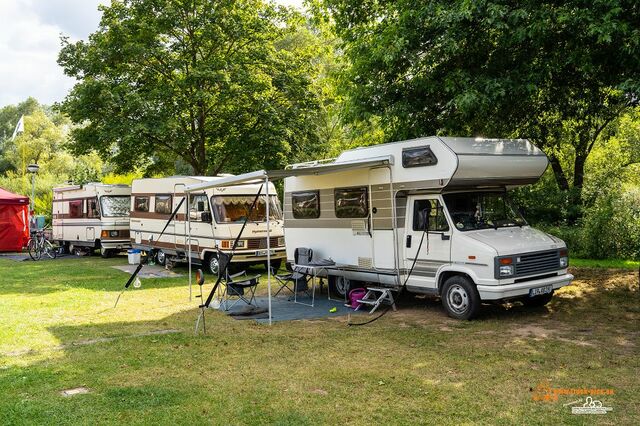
[217,251,261,311]
[273,247,319,303]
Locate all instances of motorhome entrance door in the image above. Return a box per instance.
[403,196,451,291]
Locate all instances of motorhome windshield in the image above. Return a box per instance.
[443,192,526,231]
[100,196,131,217]
[211,195,282,223]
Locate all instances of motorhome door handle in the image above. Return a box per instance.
[406,235,412,248]
[441,234,450,240]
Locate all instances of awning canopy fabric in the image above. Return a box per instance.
[0,187,29,206]
[184,156,393,193]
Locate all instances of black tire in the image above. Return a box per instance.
[155,250,167,266]
[522,291,554,307]
[441,275,481,320]
[100,247,113,258]
[27,239,40,261]
[206,253,220,276]
[329,275,351,298]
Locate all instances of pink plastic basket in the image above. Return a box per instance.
[349,288,367,310]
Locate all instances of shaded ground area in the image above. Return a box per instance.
[0,257,638,424]
[112,263,184,279]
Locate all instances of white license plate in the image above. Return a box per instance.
[255,249,276,256]
[529,285,553,297]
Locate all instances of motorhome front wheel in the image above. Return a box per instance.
[442,276,480,320]
[206,254,220,276]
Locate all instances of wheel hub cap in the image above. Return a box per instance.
[447,284,469,314]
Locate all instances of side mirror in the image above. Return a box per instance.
[201,211,212,223]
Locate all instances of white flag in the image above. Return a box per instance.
[11,115,24,140]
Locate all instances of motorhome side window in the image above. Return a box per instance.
[413,199,449,232]
[69,200,83,218]
[292,191,320,219]
[335,187,368,218]
[402,146,438,168]
[189,194,211,221]
[134,196,149,212]
[154,195,172,214]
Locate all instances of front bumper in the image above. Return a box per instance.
[227,248,287,263]
[100,240,131,250]
[477,273,574,301]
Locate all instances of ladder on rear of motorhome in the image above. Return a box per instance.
[355,287,397,314]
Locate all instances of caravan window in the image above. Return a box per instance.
[189,194,211,221]
[412,199,449,232]
[335,187,368,218]
[154,195,173,214]
[88,197,100,218]
[402,146,438,168]
[69,200,83,218]
[134,196,149,212]
[292,191,320,219]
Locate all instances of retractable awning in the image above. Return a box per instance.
[184,155,393,193]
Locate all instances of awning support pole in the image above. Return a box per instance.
[265,176,272,325]
[187,195,192,301]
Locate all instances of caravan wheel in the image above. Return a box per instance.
[329,275,351,298]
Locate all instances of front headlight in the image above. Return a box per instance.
[235,240,246,249]
[499,265,514,277]
[110,230,119,237]
[277,236,285,247]
[559,248,568,268]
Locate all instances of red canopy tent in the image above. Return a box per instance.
[0,188,30,252]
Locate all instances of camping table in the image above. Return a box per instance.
[292,262,339,307]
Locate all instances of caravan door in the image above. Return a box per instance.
[403,195,451,292]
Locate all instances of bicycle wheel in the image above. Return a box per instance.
[27,239,41,261]
[43,240,57,259]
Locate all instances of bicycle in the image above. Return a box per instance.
[27,229,57,261]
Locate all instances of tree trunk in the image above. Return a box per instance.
[548,154,570,191]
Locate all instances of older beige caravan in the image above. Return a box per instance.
[130,176,285,274]
[52,183,131,256]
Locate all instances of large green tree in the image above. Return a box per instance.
[58,0,322,175]
[324,0,640,216]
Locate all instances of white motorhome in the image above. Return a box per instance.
[52,183,131,256]
[130,176,286,274]
[282,137,574,319]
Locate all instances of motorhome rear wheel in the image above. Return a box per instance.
[441,276,481,320]
[155,250,166,266]
[329,275,351,298]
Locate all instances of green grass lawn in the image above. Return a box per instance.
[571,258,640,270]
[0,256,638,425]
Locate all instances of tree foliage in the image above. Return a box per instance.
[58,0,324,175]
[324,0,640,217]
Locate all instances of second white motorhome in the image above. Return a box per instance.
[281,137,574,319]
[52,183,131,256]
[130,176,286,274]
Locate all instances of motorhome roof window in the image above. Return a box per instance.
[69,200,83,218]
[134,196,149,212]
[101,196,130,217]
[154,195,173,215]
[443,192,526,231]
[413,199,449,232]
[189,194,211,221]
[292,191,320,219]
[211,195,282,223]
[402,146,438,168]
[335,187,368,218]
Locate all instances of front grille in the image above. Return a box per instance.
[247,237,280,249]
[514,250,560,277]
